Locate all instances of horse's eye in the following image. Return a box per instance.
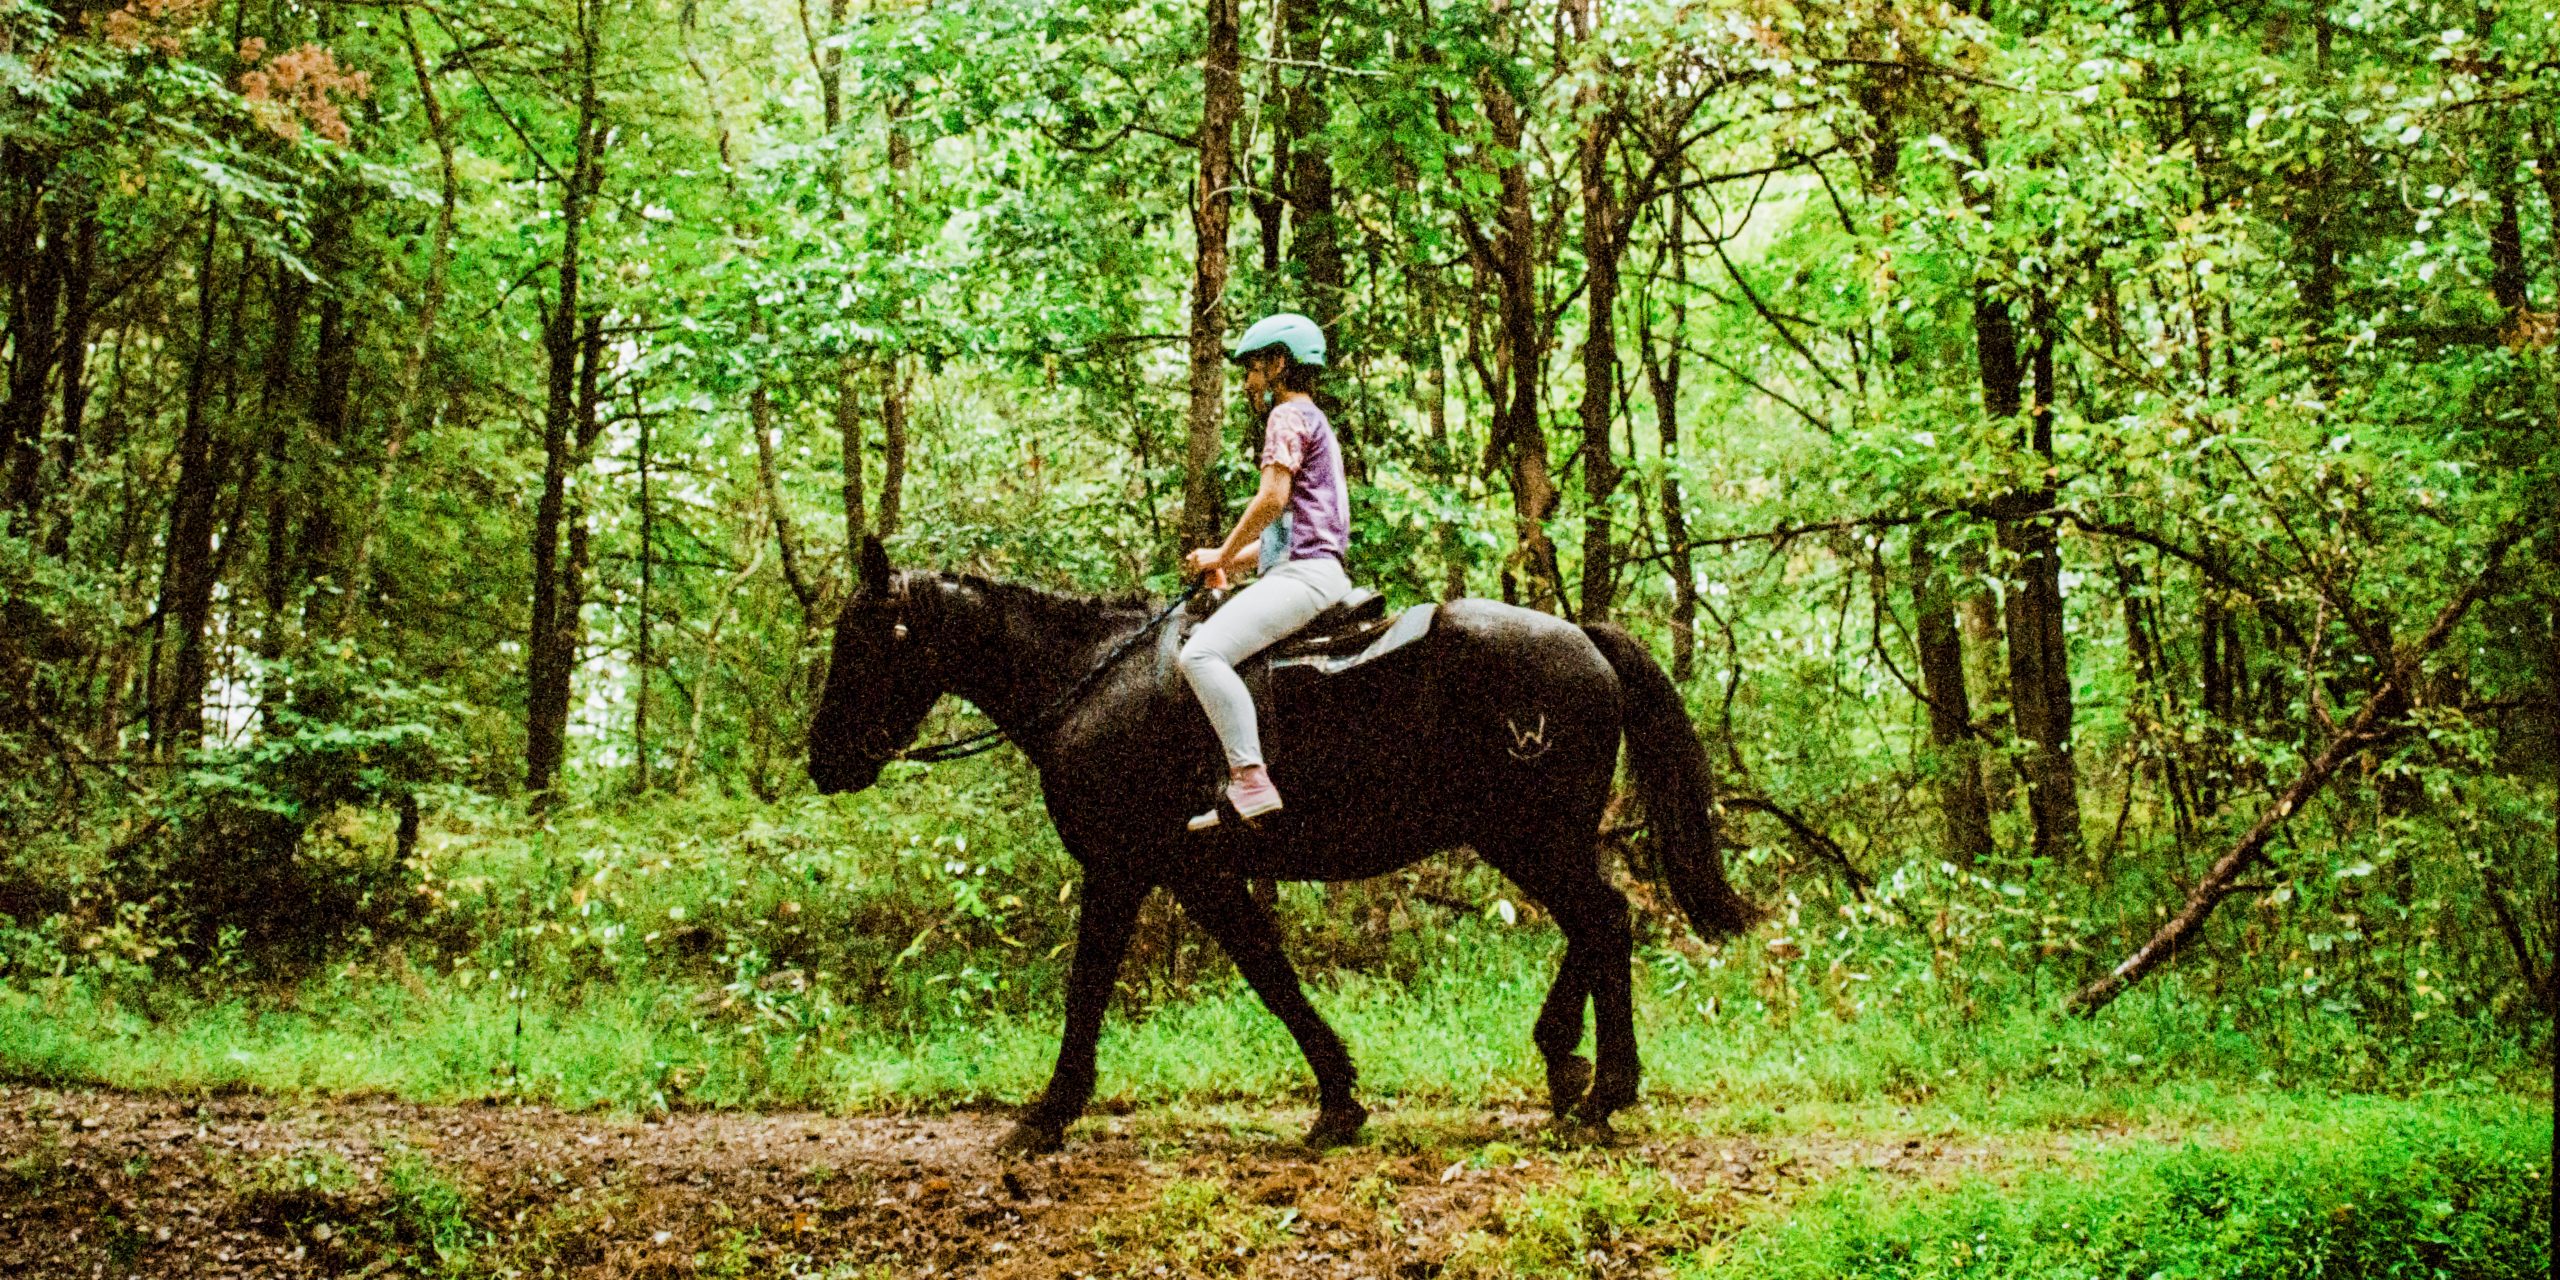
[892,623,909,641]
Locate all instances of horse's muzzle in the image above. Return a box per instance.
[806,753,883,795]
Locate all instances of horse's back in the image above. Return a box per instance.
[1044,595,1625,878]
[1226,597,1622,873]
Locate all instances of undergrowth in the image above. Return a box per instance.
[1692,1098,2551,1280]
[2,762,2546,1121]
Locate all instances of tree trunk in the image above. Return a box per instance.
[3,198,66,515]
[154,219,232,755]
[299,218,357,640]
[876,104,914,541]
[1277,0,1340,320]
[1911,526,1995,863]
[1643,196,1695,678]
[634,388,652,794]
[526,10,602,794]
[253,260,311,726]
[1185,0,1241,552]
[752,362,822,616]
[1574,46,1621,625]
[541,314,607,785]
[2001,301,2082,860]
[2486,123,2528,321]
[836,355,867,544]
[42,209,95,559]
[878,366,907,540]
[1480,73,1562,612]
[1414,267,1465,601]
[1974,271,2081,860]
[351,8,458,623]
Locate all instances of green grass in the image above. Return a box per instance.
[3,926,2546,1179]
[1689,1096,2551,1279]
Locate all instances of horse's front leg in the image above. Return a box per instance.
[1169,874,1368,1149]
[998,872,1147,1155]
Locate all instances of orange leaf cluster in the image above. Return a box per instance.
[239,41,374,144]
[89,0,213,55]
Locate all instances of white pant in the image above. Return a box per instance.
[1178,556,1352,770]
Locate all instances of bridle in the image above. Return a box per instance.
[869,579,1206,766]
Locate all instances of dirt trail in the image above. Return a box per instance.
[1,1084,2043,1278]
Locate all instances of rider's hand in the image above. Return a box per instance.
[1183,547,1226,578]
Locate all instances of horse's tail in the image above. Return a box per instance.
[1583,623,1761,943]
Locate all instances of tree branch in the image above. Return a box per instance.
[2063,517,2532,1015]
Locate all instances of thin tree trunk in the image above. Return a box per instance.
[752,363,822,615]
[836,355,867,544]
[634,389,653,794]
[1185,0,1241,552]
[1643,196,1695,677]
[1574,31,1621,625]
[1415,267,1464,600]
[42,210,95,559]
[543,314,607,782]
[1976,268,2081,860]
[1277,0,1340,319]
[1480,73,1562,612]
[526,1,602,793]
[876,108,914,542]
[351,9,459,625]
[2486,123,2528,321]
[878,365,907,540]
[155,218,228,755]
[1911,526,1995,863]
[3,200,66,515]
[299,219,357,641]
[2000,299,2082,860]
[253,259,311,725]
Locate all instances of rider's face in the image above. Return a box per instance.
[1242,353,1284,404]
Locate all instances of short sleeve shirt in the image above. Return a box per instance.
[1258,399,1350,569]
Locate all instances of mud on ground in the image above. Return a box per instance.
[1,1084,2053,1278]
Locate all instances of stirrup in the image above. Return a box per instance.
[1187,784,1283,832]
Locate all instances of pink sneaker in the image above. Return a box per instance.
[1187,765,1284,831]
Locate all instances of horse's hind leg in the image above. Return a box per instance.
[1481,839,1640,1131]
[1000,873,1146,1155]
[1169,875,1368,1149]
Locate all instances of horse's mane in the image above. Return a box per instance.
[942,572,1155,614]
[922,572,1159,651]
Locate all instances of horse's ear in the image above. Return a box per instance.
[859,534,893,598]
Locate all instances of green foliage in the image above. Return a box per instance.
[1703,1099,2552,1280]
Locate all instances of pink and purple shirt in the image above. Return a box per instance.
[1257,398,1350,569]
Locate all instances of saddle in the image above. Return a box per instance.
[1156,586,1438,689]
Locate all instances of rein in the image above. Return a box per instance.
[898,582,1204,764]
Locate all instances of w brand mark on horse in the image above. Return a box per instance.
[1505,713,1551,761]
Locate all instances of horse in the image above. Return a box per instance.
[808,537,1759,1154]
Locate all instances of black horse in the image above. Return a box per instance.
[808,538,1758,1154]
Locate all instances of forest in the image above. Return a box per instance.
[0,0,2553,1272]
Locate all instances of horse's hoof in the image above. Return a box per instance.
[995,1120,1065,1157]
[1303,1102,1369,1151]
[1551,1114,1619,1145]
[1545,1054,1593,1118]
[1575,1073,1638,1126]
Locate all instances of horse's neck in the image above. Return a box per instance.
[928,580,1135,748]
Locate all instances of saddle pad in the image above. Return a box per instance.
[1156,599,1439,688]
[1268,602,1436,676]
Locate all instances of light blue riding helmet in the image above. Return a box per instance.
[1230,312,1327,366]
